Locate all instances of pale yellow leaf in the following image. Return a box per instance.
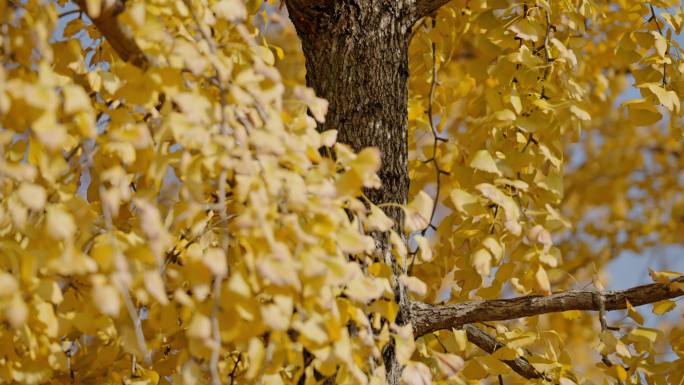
[63,84,91,114]
[366,204,394,232]
[414,235,432,262]
[569,105,591,121]
[203,247,228,278]
[433,352,465,377]
[0,272,19,298]
[345,276,387,303]
[469,150,502,176]
[93,284,121,317]
[260,295,293,331]
[535,265,551,294]
[17,182,46,211]
[493,109,517,121]
[651,31,667,57]
[212,0,247,22]
[472,248,492,277]
[187,313,211,339]
[640,83,680,113]
[320,129,338,147]
[393,324,416,365]
[5,295,28,328]
[399,274,427,299]
[404,191,433,233]
[46,205,76,240]
[401,362,432,385]
[294,86,329,123]
[144,270,168,305]
[510,86,522,114]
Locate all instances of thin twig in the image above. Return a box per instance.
[648,3,669,85]
[229,354,241,385]
[58,9,81,18]
[410,18,449,273]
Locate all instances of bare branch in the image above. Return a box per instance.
[463,325,545,380]
[73,0,148,68]
[411,277,684,337]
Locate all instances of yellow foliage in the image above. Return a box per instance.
[0,0,683,384]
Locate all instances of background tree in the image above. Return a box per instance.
[1,0,683,385]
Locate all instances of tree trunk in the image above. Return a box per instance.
[287,2,414,384]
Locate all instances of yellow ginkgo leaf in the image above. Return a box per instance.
[17,182,46,211]
[0,272,19,298]
[203,247,228,278]
[187,313,212,339]
[414,235,432,262]
[345,276,388,303]
[450,188,483,216]
[5,295,28,328]
[144,270,169,305]
[476,183,521,234]
[46,205,76,240]
[472,248,492,277]
[433,352,465,377]
[404,191,433,233]
[469,150,502,176]
[63,84,91,114]
[652,299,676,315]
[626,300,644,325]
[393,324,416,365]
[212,0,247,22]
[366,204,394,232]
[640,83,680,113]
[93,284,121,317]
[535,265,551,294]
[399,274,427,299]
[651,31,667,57]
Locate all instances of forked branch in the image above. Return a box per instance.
[411,277,684,337]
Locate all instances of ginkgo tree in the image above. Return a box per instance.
[1,0,684,384]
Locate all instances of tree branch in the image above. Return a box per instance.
[463,325,545,380]
[414,0,451,22]
[73,0,148,68]
[411,277,684,337]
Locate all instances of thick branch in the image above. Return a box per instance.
[463,325,545,380]
[412,277,684,337]
[73,0,148,68]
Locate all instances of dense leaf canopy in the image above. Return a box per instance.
[0,0,683,384]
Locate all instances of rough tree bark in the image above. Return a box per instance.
[286,2,417,383]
